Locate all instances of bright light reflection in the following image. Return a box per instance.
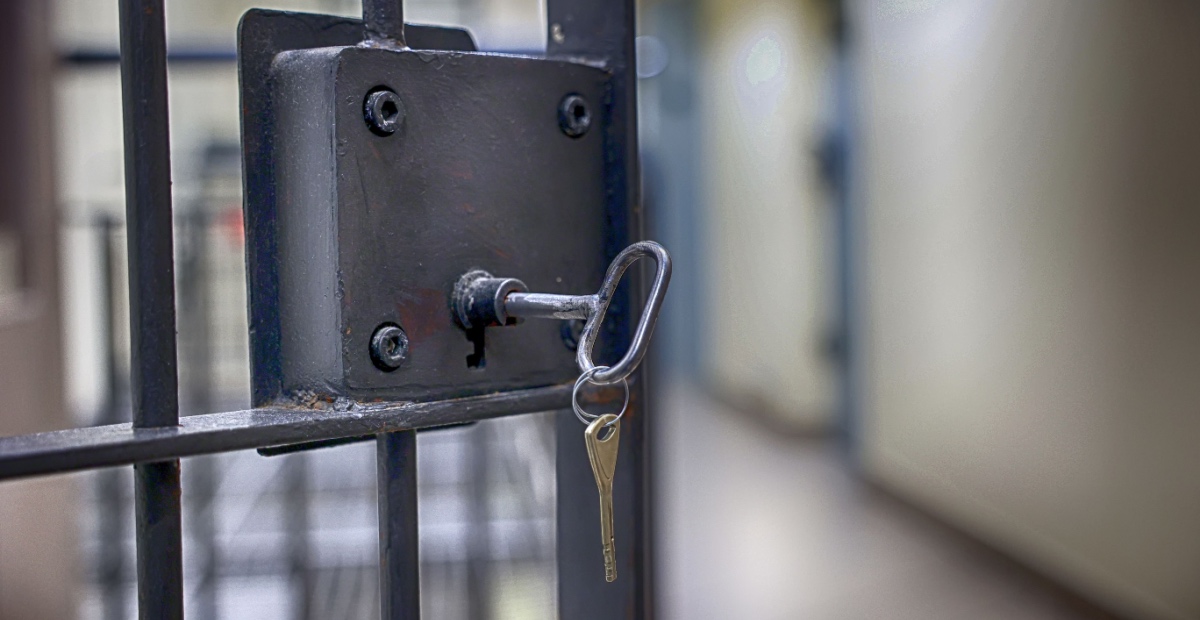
[744,34,784,86]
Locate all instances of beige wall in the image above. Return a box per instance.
[0,1,73,618]
[854,1,1200,619]
[701,0,837,428]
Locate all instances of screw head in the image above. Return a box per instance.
[370,324,409,371]
[365,89,404,136]
[558,94,592,138]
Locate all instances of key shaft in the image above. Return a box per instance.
[585,414,621,582]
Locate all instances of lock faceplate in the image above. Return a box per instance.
[240,10,611,405]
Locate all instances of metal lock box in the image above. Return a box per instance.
[241,10,615,405]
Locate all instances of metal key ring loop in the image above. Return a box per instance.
[575,241,672,385]
[572,366,630,427]
[483,241,671,386]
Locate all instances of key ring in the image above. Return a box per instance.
[572,365,629,427]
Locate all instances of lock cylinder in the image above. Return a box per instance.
[452,270,528,329]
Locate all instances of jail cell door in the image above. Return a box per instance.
[0,0,664,618]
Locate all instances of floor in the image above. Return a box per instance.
[655,381,1111,620]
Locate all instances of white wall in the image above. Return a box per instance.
[701,0,837,428]
[854,2,1200,619]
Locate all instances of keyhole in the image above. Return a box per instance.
[466,327,486,369]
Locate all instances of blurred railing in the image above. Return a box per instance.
[70,139,557,620]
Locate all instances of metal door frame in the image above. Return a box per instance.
[0,0,651,617]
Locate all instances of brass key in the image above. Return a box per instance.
[585,413,621,582]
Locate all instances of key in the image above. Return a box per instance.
[585,413,621,582]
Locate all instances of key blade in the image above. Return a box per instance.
[585,414,620,582]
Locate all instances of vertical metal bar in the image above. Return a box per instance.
[363,0,406,46]
[188,454,218,620]
[377,431,420,619]
[190,218,219,618]
[134,461,184,618]
[181,211,218,620]
[286,454,313,620]
[96,217,128,620]
[95,216,122,418]
[97,467,128,620]
[548,0,650,618]
[827,0,861,460]
[119,0,179,430]
[465,424,491,620]
[119,0,183,618]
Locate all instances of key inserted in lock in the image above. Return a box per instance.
[452,241,672,385]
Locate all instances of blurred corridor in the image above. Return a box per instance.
[656,379,1114,620]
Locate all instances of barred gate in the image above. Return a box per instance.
[0,1,653,618]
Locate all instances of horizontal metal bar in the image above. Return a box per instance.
[0,384,579,482]
[255,433,376,457]
[59,48,545,67]
[255,421,476,456]
[62,48,238,65]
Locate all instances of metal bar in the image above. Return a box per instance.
[363,0,405,46]
[257,434,378,457]
[828,0,861,456]
[119,0,183,618]
[547,0,651,617]
[95,216,128,620]
[0,384,582,482]
[62,48,238,65]
[97,466,127,620]
[95,470,127,618]
[188,455,219,620]
[119,0,179,429]
[255,422,476,457]
[465,423,491,620]
[285,454,313,620]
[134,461,184,619]
[377,430,419,619]
[181,210,218,620]
[96,216,125,426]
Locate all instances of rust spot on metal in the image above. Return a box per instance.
[393,287,451,341]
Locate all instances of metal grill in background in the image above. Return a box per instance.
[73,147,559,619]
